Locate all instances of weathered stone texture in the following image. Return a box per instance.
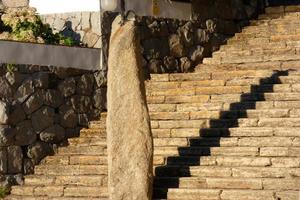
[0,63,106,182]
[107,16,153,200]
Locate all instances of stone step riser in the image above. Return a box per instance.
[9,186,108,198]
[155,166,300,178]
[154,177,300,190]
[158,189,299,200]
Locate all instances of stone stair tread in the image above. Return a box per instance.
[22,174,106,186]
[6,195,107,200]
[34,165,108,176]
[9,185,108,198]
[157,188,299,200]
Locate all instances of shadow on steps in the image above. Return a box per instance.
[153,70,289,199]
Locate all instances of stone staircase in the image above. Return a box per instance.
[6,5,300,200]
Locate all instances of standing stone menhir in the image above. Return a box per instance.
[107,15,153,200]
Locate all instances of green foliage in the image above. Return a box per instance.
[1,8,77,46]
[6,63,16,74]
[0,187,9,198]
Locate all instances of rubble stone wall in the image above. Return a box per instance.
[41,0,265,73]
[0,64,106,186]
[41,12,101,48]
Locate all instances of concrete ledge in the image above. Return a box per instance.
[0,40,101,70]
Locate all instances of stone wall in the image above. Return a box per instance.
[41,1,265,73]
[0,64,106,186]
[41,12,101,48]
[101,13,245,74]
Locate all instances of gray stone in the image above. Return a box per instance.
[206,19,217,33]
[180,57,192,72]
[166,19,179,33]
[0,77,13,98]
[7,146,23,174]
[40,125,65,143]
[107,16,153,200]
[94,71,107,88]
[44,90,64,108]
[189,45,205,63]
[142,38,169,60]
[0,101,9,125]
[93,88,106,109]
[195,28,210,44]
[33,72,49,88]
[169,34,186,58]
[148,21,163,36]
[23,158,34,175]
[159,21,169,37]
[9,104,26,125]
[59,105,77,128]
[83,31,99,47]
[50,67,85,79]
[3,0,29,7]
[163,56,179,72]
[76,74,95,96]
[14,79,34,103]
[0,148,7,174]
[32,106,55,132]
[58,78,76,97]
[70,96,92,113]
[23,91,44,114]
[179,21,194,47]
[27,141,53,165]
[78,114,88,126]
[5,72,27,88]
[13,174,24,185]
[148,59,165,74]
[0,126,16,147]
[15,120,36,146]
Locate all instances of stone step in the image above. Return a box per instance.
[6,195,106,200]
[150,109,300,120]
[9,185,108,198]
[164,127,300,138]
[34,165,108,176]
[153,118,300,129]
[79,128,106,139]
[57,145,106,156]
[41,155,107,165]
[265,5,300,14]
[156,188,299,200]
[23,175,106,187]
[148,84,300,95]
[149,70,273,82]
[155,166,300,178]
[154,177,300,190]
[154,136,300,147]
[67,137,106,146]
[207,54,300,65]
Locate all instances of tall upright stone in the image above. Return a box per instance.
[107,16,153,200]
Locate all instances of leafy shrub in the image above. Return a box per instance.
[0,7,76,46]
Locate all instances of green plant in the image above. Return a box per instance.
[6,63,16,74]
[0,187,9,198]
[1,8,77,46]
